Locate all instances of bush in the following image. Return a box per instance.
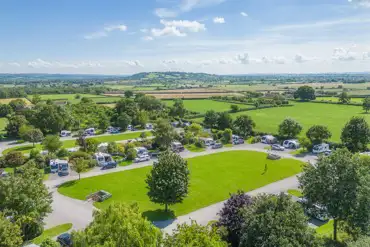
[251,136,261,144]
[87,159,98,168]
[126,148,137,160]
[56,148,70,158]
[30,148,41,159]
[195,140,205,148]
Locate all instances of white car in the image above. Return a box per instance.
[271,144,285,151]
[134,155,150,163]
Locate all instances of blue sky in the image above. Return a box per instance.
[1,0,370,74]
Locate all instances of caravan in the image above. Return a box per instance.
[93,152,117,167]
[261,135,277,144]
[199,137,215,147]
[84,128,95,136]
[50,159,69,176]
[283,140,300,149]
[312,143,330,154]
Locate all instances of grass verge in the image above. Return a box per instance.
[32,223,72,244]
[287,189,303,197]
[185,144,206,152]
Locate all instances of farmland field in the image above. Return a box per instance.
[194,102,370,141]
[316,96,364,103]
[58,150,303,221]
[28,94,122,104]
[164,99,251,113]
[0,98,31,105]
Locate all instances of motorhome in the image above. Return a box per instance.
[171,141,185,152]
[84,128,95,136]
[135,147,149,157]
[127,125,135,131]
[107,126,120,134]
[312,143,330,154]
[50,159,69,174]
[283,140,300,149]
[261,135,277,144]
[199,137,215,146]
[60,130,72,137]
[232,135,244,145]
[145,123,154,130]
[93,152,116,167]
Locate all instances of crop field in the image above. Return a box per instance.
[164,99,251,113]
[0,98,31,105]
[147,92,243,99]
[27,94,122,104]
[316,97,364,103]
[58,150,303,221]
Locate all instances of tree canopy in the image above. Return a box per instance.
[233,115,255,138]
[0,212,23,247]
[294,86,315,101]
[152,119,178,149]
[306,125,332,144]
[278,118,303,139]
[341,116,370,152]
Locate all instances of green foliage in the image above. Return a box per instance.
[107,142,119,154]
[116,98,139,118]
[362,97,370,113]
[40,238,59,247]
[170,99,186,118]
[134,110,149,128]
[31,94,42,105]
[0,163,52,241]
[164,221,228,247]
[42,135,62,153]
[341,116,370,152]
[84,138,100,153]
[217,112,233,130]
[298,136,311,151]
[294,86,316,101]
[299,149,370,240]
[204,110,218,129]
[0,104,13,117]
[6,114,28,137]
[233,115,255,138]
[140,131,147,139]
[4,151,26,170]
[124,90,134,98]
[70,157,89,180]
[56,148,69,158]
[278,118,303,138]
[136,95,164,112]
[152,119,178,149]
[116,112,132,130]
[71,203,162,247]
[239,193,319,247]
[306,125,332,144]
[23,128,44,147]
[188,123,202,136]
[146,150,190,211]
[222,128,233,144]
[347,236,370,247]
[126,148,137,160]
[0,212,23,247]
[9,98,26,111]
[230,104,239,112]
[338,92,350,104]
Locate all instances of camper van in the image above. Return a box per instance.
[171,142,185,152]
[261,135,277,144]
[93,152,116,167]
[312,143,330,154]
[145,123,154,130]
[84,128,95,136]
[283,140,300,149]
[50,159,69,176]
[199,137,215,147]
[60,130,72,137]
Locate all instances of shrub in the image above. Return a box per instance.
[56,148,70,158]
[195,140,205,148]
[251,136,261,144]
[126,148,137,160]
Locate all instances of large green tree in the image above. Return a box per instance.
[217,112,233,130]
[9,98,26,111]
[22,128,44,147]
[164,221,228,247]
[278,118,303,139]
[204,110,219,129]
[124,90,134,98]
[70,157,88,180]
[72,203,162,247]
[341,116,370,152]
[233,115,255,138]
[239,193,318,247]
[294,86,315,101]
[116,112,132,130]
[338,91,351,104]
[0,104,13,117]
[306,125,332,144]
[348,236,370,247]
[146,150,189,212]
[4,151,25,172]
[362,97,370,113]
[0,212,23,247]
[6,114,28,137]
[299,149,369,241]
[42,135,63,154]
[170,99,186,118]
[152,119,178,149]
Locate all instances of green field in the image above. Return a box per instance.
[316,97,364,103]
[58,150,303,221]
[32,223,72,244]
[2,131,152,155]
[164,99,251,113]
[28,94,121,104]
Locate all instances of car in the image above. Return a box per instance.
[297,198,329,222]
[101,161,117,170]
[212,142,223,149]
[271,144,285,151]
[134,155,150,163]
[57,233,72,247]
[233,138,244,145]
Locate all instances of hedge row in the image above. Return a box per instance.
[290,99,363,106]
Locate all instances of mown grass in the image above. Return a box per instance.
[315,220,348,241]
[58,150,303,221]
[287,189,303,197]
[164,99,251,113]
[32,223,72,244]
[185,144,206,152]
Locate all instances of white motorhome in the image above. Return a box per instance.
[199,137,215,146]
[98,143,108,152]
[171,141,184,152]
[50,159,69,174]
[261,135,277,144]
[93,152,115,167]
[283,140,300,149]
[84,128,95,136]
[145,123,154,130]
[312,143,330,154]
[134,147,149,157]
[60,130,72,137]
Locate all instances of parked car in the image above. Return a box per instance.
[271,144,285,151]
[134,155,150,163]
[57,233,72,247]
[101,161,117,170]
[297,198,329,222]
[212,142,223,149]
[233,138,244,145]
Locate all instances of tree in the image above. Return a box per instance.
[170,99,186,118]
[217,191,253,247]
[222,128,233,144]
[348,236,370,247]
[0,104,13,117]
[338,91,350,104]
[72,203,162,247]
[230,104,239,112]
[84,138,100,153]
[70,157,88,180]
[188,123,202,136]
[146,150,189,212]
[0,212,23,247]
[239,193,318,247]
[134,110,149,128]
[42,135,62,154]
[0,163,52,241]
[23,128,44,147]
[306,125,332,144]
[125,148,137,160]
[124,90,134,98]
[4,151,25,172]
[31,94,42,105]
[217,112,233,130]
[164,221,228,247]
[6,114,28,137]
[278,118,302,139]
[233,115,255,138]
[253,101,260,109]
[298,149,369,241]
[363,97,370,113]
[140,131,147,139]
[294,86,315,101]
[341,116,370,152]
[107,142,119,154]
[115,98,138,118]
[9,98,26,111]
[75,94,81,99]
[116,112,132,130]
[152,119,178,149]
[204,110,218,129]
[40,238,59,247]
[298,136,311,151]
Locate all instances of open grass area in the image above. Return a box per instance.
[185,144,206,152]
[0,98,31,105]
[2,131,152,155]
[32,223,72,244]
[316,97,364,103]
[287,189,303,197]
[315,220,348,241]
[27,94,121,104]
[164,99,250,113]
[58,150,303,221]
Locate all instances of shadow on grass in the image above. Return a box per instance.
[142,209,176,223]
[57,180,78,188]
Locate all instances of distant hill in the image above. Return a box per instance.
[127,72,221,81]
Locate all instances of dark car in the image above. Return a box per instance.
[57,233,72,247]
[212,142,223,149]
[101,161,117,170]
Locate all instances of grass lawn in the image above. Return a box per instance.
[315,220,348,241]
[32,223,72,244]
[194,102,370,142]
[0,117,7,134]
[185,144,206,152]
[287,189,303,197]
[119,160,133,167]
[164,99,250,113]
[58,150,303,221]
[316,97,364,103]
[2,131,152,155]
[0,98,31,105]
[224,144,233,147]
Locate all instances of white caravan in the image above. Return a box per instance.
[261,135,277,144]
[283,139,300,149]
[312,143,330,154]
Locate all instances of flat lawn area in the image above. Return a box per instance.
[2,131,152,155]
[315,220,348,240]
[185,144,206,152]
[30,94,102,100]
[32,223,72,244]
[164,99,250,113]
[58,150,303,221]
[316,97,364,103]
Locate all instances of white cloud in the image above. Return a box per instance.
[28,58,53,68]
[124,60,144,67]
[140,28,148,33]
[363,51,370,59]
[84,31,108,40]
[213,17,225,24]
[142,36,154,41]
[154,0,226,17]
[160,19,206,32]
[294,54,313,63]
[151,26,187,37]
[348,0,370,8]
[332,48,357,61]
[235,53,250,64]
[104,25,127,32]
[240,12,248,17]
[8,62,20,67]
[84,24,127,40]
[154,8,177,18]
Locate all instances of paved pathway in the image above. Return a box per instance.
[44,144,317,232]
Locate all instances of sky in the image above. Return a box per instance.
[1,0,370,75]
